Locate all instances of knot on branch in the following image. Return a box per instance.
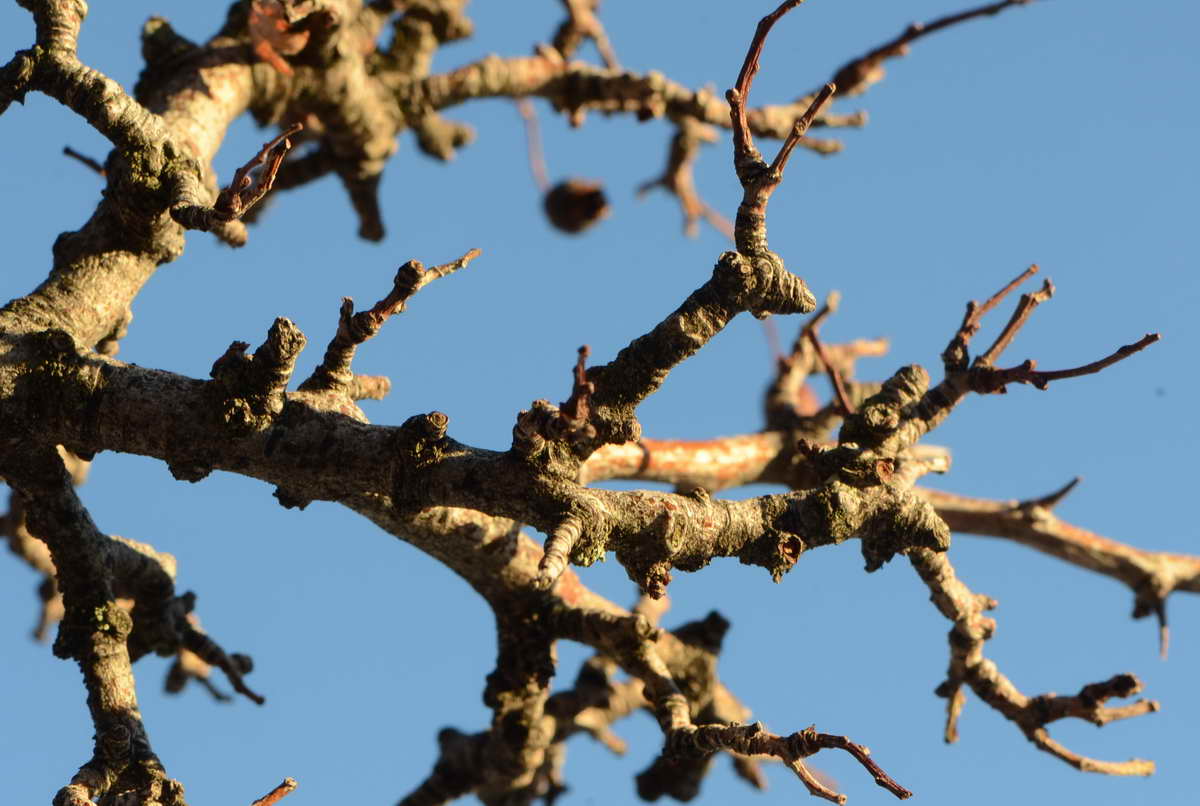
[93,599,135,644]
[167,460,212,484]
[208,318,306,433]
[859,490,950,572]
[512,400,558,458]
[838,364,929,449]
[397,411,451,458]
[391,411,452,508]
[713,250,817,318]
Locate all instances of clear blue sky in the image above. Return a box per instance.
[2,2,1197,805]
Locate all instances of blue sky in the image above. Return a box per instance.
[1,2,1197,805]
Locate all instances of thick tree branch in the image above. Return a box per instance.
[1,445,186,806]
[0,2,1187,803]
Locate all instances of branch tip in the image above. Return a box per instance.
[769,83,836,179]
[250,777,298,806]
[62,145,105,176]
[1022,476,1081,511]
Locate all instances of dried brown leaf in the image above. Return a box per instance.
[249,0,311,76]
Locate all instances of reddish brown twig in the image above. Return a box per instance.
[215,122,303,220]
[728,8,836,256]
[829,0,1032,97]
[514,345,598,458]
[974,277,1054,367]
[769,84,836,181]
[796,293,856,416]
[972,333,1161,394]
[992,334,1161,390]
[62,145,105,176]
[942,264,1038,370]
[731,1,808,149]
[1032,335,1161,381]
[937,264,1159,395]
[728,1,829,195]
[559,345,595,426]
[250,777,297,806]
[806,329,855,416]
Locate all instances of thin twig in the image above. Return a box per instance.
[517,98,550,192]
[1013,333,1161,387]
[807,328,856,416]
[974,278,1054,367]
[768,83,835,179]
[942,264,1038,370]
[62,146,105,176]
[828,0,1033,97]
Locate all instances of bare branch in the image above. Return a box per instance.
[638,119,734,240]
[62,145,105,176]
[517,98,551,192]
[919,484,1200,659]
[911,548,1159,776]
[299,249,482,397]
[828,0,1033,97]
[170,123,304,236]
[250,777,298,806]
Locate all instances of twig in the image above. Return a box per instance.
[1025,475,1081,510]
[637,119,734,240]
[974,278,1055,367]
[250,777,298,806]
[62,146,105,176]
[796,292,856,416]
[768,84,836,181]
[919,483,1200,660]
[806,328,856,416]
[828,0,1033,97]
[517,98,550,192]
[728,21,835,256]
[299,249,482,395]
[987,334,1161,390]
[731,1,808,136]
[216,122,304,220]
[559,345,594,426]
[169,122,303,241]
[942,264,1038,371]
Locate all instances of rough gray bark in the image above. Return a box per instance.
[1,2,1192,805]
